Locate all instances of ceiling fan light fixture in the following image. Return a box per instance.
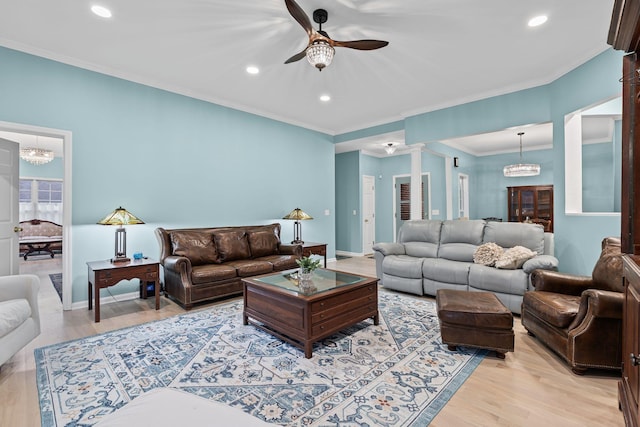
[306,40,334,71]
[384,143,397,155]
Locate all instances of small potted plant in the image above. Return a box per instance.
[296,256,321,289]
[296,256,321,275]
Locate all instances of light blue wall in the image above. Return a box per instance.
[335,48,623,275]
[335,152,360,252]
[0,46,335,303]
[473,148,555,221]
[614,120,622,211]
[19,157,64,179]
[583,142,615,212]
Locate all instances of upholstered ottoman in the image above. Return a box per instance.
[436,289,514,358]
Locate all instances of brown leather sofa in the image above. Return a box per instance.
[521,237,623,374]
[155,223,302,309]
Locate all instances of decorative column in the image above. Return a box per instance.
[410,144,425,220]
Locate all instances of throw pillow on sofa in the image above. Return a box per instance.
[170,231,219,266]
[495,246,537,270]
[473,242,504,266]
[247,230,279,258]
[214,230,251,262]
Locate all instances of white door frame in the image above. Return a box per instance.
[0,121,73,311]
[362,175,376,255]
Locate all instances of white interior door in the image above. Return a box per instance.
[0,138,20,276]
[362,175,375,255]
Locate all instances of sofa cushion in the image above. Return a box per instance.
[170,231,219,266]
[422,258,470,285]
[469,264,529,295]
[483,221,545,254]
[247,230,279,258]
[226,260,273,277]
[214,230,251,262]
[0,299,31,338]
[191,264,237,284]
[405,242,439,258]
[523,291,579,329]
[591,237,623,292]
[257,254,299,271]
[398,220,442,244]
[382,255,424,279]
[495,246,537,269]
[438,220,484,262]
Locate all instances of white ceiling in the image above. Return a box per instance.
[0,0,615,156]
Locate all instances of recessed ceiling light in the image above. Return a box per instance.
[528,15,548,27]
[91,5,112,18]
[246,66,259,75]
[320,94,331,102]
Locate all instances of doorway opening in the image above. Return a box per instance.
[0,121,72,310]
[393,173,431,240]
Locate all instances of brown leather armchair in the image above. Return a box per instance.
[521,237,623,374]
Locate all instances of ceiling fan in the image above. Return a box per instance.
[284,0,389,71]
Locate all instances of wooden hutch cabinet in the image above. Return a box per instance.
[620,255,640,427]
[507,185,553,232]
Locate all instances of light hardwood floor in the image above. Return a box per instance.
[0,255,624,426]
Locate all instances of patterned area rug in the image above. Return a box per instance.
[48,273,62,302]
[35,291,486,426]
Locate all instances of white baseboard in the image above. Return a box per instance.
[336,250,364,258]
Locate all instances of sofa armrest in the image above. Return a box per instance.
[523,255,559,274]
[530,269,594,295]
[581,289,623,319]
[569,289,623,331]
[163,255,192,275]
[279,244,303,257]
[0,274,40,305]
[372,242,405,257]
[0,274,40,325]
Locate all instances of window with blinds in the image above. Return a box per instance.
[19,178,63,224]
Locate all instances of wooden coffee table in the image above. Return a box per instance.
[242,269,379,358]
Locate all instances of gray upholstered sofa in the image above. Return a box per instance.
[373,220,558,313]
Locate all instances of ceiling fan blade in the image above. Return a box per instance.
[332,40,389,50]
[284,0,313,36]
[284,49,308,64]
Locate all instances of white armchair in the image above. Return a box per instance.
[0,274,41,368]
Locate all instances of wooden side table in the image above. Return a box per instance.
[87,258,160,322]
[301,242,327,267]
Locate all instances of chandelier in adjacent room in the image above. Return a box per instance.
[503,132,540,177]
[20,137,54,165]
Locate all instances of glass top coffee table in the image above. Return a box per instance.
[242,268,379,358]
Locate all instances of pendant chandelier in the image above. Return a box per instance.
[503,132,540,177]
[19,136,54,165]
